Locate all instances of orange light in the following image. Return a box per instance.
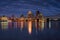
[20,21,24,30]
[28,21,32,34]
[1,17,8,20]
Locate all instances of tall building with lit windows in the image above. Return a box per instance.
[8,17,12,29]
[19,14,25,31]
[35,11,44,31]
[39,11,44,30]
[35,11,40,32]
[27,11,33,34]
[11,15,18,29]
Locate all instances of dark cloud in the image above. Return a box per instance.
[0,0,60,17]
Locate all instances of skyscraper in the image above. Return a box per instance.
[20,14,25,31]
[27,11,33,34]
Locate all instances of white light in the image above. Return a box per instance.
[49,21,51,29]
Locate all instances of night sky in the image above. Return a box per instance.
[0,0,60,17]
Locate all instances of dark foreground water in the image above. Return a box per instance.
[0,20,60,40]
[0,28,60,40]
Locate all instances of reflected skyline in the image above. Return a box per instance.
[0,11,60,35]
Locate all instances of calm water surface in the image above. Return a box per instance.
[0,21,60,40]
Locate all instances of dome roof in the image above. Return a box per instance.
[28,11,32,15]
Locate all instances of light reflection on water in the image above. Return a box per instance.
[0,21,60,34]
[1,22,8,29]
[20,21,24,31]
[49,21,51,29]
[28,21,32,34]
[0,21,60,40]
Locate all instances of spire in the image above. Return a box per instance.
[27,11,33,18]
[36,10,40,16]
[20,14,24,17]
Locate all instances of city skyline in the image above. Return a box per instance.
[0,10,60,35]
[0,0,60,40]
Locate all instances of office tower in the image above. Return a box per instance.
[27,11,33,34]
[35,10,44,31]
[8,17,12,29]
[11,15,15,29]
[35,11,40,31]
[39,11,44,30]
[20,14,25,31]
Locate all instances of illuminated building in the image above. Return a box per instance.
[27,11,33,34]
[16,18,20,28]
[35,11,45,31]
[11,15,18,29]
[8,17,12,29]
[35,11,40,32]
[14,18,17,28]
[19,14,25,31]
[11,15,16,29]
[39,12,44,30]
[1,15,8,29]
